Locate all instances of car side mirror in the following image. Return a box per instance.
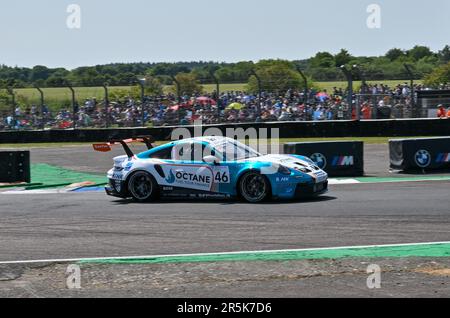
[203,155,220,165]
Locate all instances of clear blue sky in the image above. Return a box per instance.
[0,0,449,69]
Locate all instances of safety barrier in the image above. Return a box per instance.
[0,151,31,183]
[283,141,364,177]
[1,118,450,144]
[390,137,450,171]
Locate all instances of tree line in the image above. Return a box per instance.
[0,45,449,91]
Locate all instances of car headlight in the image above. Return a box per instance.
[278,165,291,175]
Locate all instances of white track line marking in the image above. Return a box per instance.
[1,189,70,194]
[1,241,449,265]
[3,177,450,195]
[328,179,360,184]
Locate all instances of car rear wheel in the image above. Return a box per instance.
[128,171,158,202]
[239,172,270,203]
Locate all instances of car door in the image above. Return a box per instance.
[161,141,216,193]
[200,142,234,194]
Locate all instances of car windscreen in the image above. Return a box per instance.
[213,140,261,161]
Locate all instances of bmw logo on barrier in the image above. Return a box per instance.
[310,153,327,169]
[414,149,431,168]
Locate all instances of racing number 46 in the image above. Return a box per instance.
[214,171,229,183]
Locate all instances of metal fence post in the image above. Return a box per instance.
[352,65,367,121]
[250,70,262,119]
[65,83,76,129]
[134,78,146,127]
[6,87,15,124]
[103,82,109,128]
[171,75,181,124]
[296,67,308,104]
[210,71,221,123]
[404,64,415,118]
[34,85,45,129]
[340,66,353,120]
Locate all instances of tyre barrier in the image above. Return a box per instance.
[283,141,364,177]
[390,137,450,171]
[0,151,31,183]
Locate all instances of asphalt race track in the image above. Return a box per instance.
[0,144,449,297]
[0,181,450,262]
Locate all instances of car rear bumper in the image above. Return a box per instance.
[105,179,128,198]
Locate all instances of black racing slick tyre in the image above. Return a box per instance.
[238,171,271,203]
[127,171,158,202]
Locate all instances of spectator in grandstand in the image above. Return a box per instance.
[2,82,449,131]
[437,105,447,118]
[313,105,325,121]
[361,102,372,120]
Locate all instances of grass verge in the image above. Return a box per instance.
[79,242,450,265]
[0,136,431,148]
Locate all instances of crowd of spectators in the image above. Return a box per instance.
[1,83,449,130]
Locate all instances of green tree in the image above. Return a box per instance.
[335,49,353,67]
[172,73,203,96]
[115,72,138,86]
[310,52,335,68]
[151,63,190,77]
[213,62,255,84]
[247,60,308,93]
[407,45,434,61]
[46,75,67,87]
[0,90,11,113]
[109,88,133,101]
[438,45,450,64]
[416,55,440,77]
[29,65,51,82]
[215,67,235,83]
[385,48,405,61]
[131,76,164,99]
[423,62,450,88]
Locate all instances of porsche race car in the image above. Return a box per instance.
[93,136,328,203]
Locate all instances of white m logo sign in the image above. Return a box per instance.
[341,156,354,166]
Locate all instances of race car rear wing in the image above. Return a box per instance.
[93,136,155,158]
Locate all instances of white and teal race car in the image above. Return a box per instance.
[94,136,328,203]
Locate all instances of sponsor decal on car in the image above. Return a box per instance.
[212,166,230,184]
[165,170,176,184]
[93,144,112,152]
[310,171,328,183]
[163,165,214,192]
[112,172,123,181]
